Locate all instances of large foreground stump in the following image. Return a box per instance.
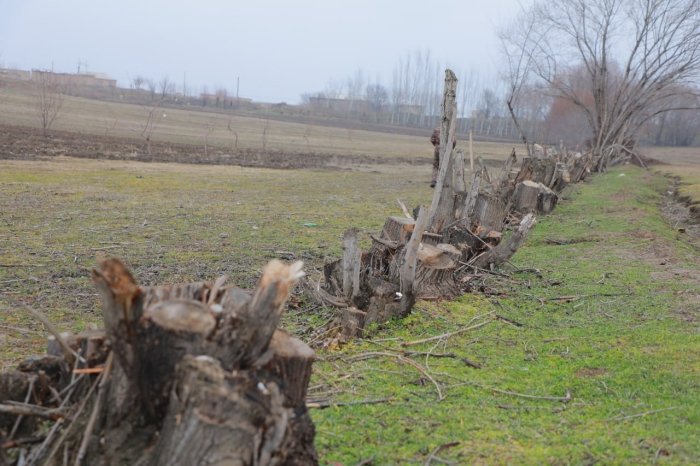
[0,258,317,466]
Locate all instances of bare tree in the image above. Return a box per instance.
[227,117,239,150]
[324,78,345,99]
[34,71,64,137]
[478,89,500,121]
[131,75,146,90]
[365,83,388,114]
[201,85,209,106]
[505,0,700,169]
[389,50,442,126]
[159,76,174,99]
[146,79,157,100]
[500,8,544,155]
[646,89,700,145]
[140,103,162,156]
[299,93,313,106]
[203,120,215,156]
[215,88,228,107]
[346,68,365,100]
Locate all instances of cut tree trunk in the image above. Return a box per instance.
[513,180,541,214]
[537,185,558,214]
[471,193,507,232]
[342,228,362,302]
[397,206,428,316]
[379,216,415,244]
[513,181,558,215]
[3,258,317,466]
[427,69,459,234]
[472,214,537,269]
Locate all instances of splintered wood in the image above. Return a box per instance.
[319,69,600,346]
[0,258,318,465]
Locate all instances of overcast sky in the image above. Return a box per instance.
[0,0,526,103]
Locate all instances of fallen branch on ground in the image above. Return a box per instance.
[346,351,444,400]
[401,312,496,347]
[306,397,394,409]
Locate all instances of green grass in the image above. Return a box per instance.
[310,167,700,465]
[1,157,698,464]
[0,157,433,368]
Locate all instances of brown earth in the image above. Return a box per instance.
[0,123,434,170]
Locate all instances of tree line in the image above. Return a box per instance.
[302,0,700,149]
[25,0,700,149]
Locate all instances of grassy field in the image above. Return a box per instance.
[0,157,433,367]
[1,156,698,463]
[311,167,700,464]
[0,84,514,161]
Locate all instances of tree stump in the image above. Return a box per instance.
[537,184,558,214]
[514,181,558,215]
[0,258,318,466]
[472,214,537,269]
[471,193,507,232]
[513,180,541,214]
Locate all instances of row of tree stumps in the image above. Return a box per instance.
[0,69,603,466]
[0,259,317,465]
[319,69,599,346]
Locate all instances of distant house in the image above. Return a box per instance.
[30,70,117,89]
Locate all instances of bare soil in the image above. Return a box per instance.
[0,124,433,170]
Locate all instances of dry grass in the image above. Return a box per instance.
[0,85,515,161]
